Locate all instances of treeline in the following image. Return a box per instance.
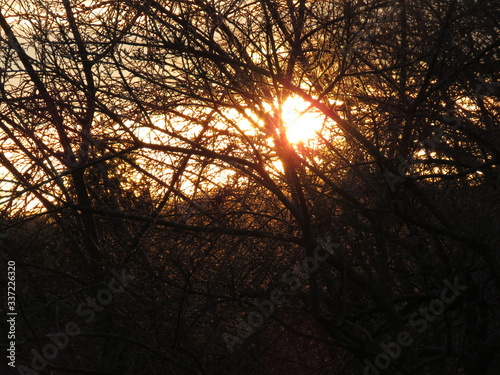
[0,0,499,374]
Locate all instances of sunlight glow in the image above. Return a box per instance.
[281,96,326,144]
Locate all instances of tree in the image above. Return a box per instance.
[1,0,499,374]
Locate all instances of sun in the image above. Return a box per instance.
[281,96,325,144]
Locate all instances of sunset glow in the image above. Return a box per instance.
[281,96,325,144]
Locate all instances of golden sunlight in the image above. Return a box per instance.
[281,96,325,144]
